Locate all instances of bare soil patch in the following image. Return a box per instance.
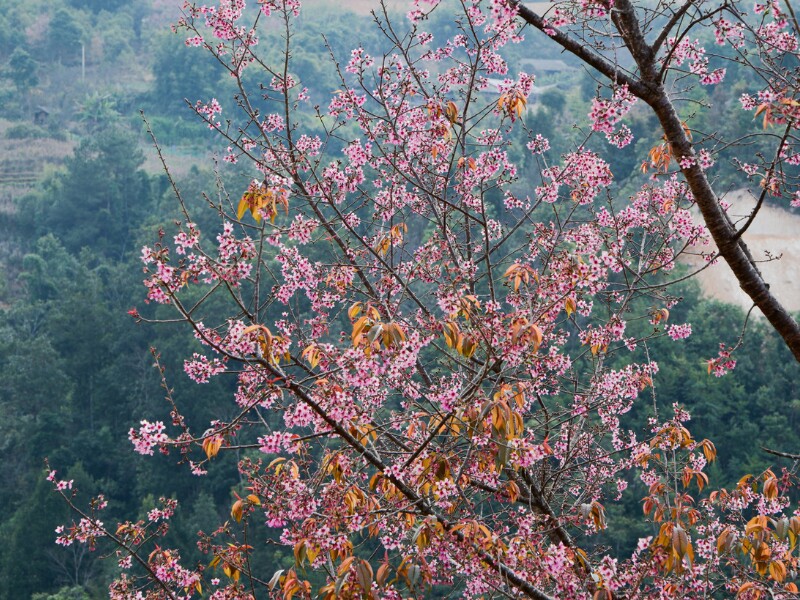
[684,190,800,313]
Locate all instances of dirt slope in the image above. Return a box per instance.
[685,190,800,313]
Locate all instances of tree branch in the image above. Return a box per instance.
[515,0,800,362]
[513,3,653,98]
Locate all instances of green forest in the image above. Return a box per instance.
[1,0,798,598]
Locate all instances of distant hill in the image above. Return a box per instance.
[149,0,406,17]
[301,0,406,14]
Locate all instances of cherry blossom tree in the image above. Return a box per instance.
[51,0,800,598]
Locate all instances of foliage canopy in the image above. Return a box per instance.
[44,0,800,599]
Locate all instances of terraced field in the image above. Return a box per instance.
[0,121,74,213]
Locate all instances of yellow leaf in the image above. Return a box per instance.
[375,236,391,257]
[764,475,779,499]
[790,516,800,535]
[591,501,607,530]
[565,296,577,317]
[348,302,363,320]
[505,480,520,503]
[672,524,689,559]
[242,323,264,335]
[352,315,371,346]
[717,528,735,555]
[443,321,459,349]
[746,515,769,536]
[652,307,670,324]
[337,556,356,577]
[294,539,307,566]
[529,323,543,352]
[445,100,458,124]
[736,582,760,598]
[415,527,429,550]
[390,222,407,242]
[388,322,406,345]
[302,344,321,368]
[237,197,248,220]
[223,562,240,581]
[268,457,287,471]
[458,335,478,358]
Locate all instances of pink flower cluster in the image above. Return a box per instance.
[713,18,745,48]
[667,323,692,340]
[537,150,613,205]
[527,134,550,154]
[757,22,798,53]
[590,84,636,147]
[407,0,441,24]
[55,518,105,549]
[147,498,178,523]
[47,470,75,491]
[258,0,301,17]
[328,89,367,120]
[665,37,726,85]
[184,353,226,383]
[708,343,737,376]
[258,431,301,454]
[186,0,247,42]
[345,47,374,74]
[128,420,169,456]
[195,97,222,129]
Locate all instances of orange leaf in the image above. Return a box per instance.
[764,475,779,500]
[700,439,717,462]
[231,499,244,522]
[770,560,787,582]
[746,515,769,536]
[355,559,373,592]
[737,582,760,598]
[203,435,224,460]
[376,562,390,587]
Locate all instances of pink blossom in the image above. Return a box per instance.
[667,323,692,340]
